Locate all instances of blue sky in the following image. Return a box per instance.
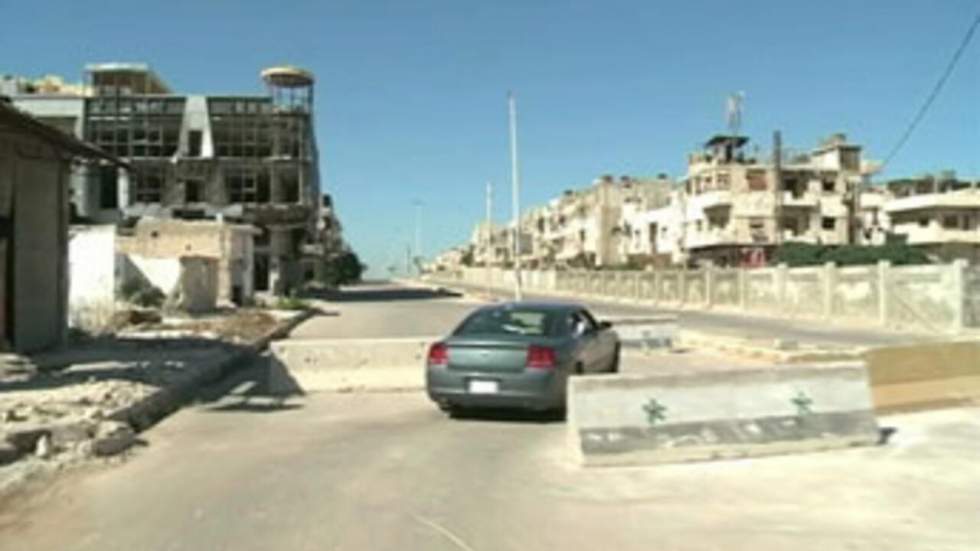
[2,0,978,276]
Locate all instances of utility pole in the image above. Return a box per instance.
[413,200,422,275]
[405,244,412,277]
[485,181,493,299]
[508,91,523,301]
[773,130,783,248]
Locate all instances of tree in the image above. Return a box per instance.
[322,250,366,286]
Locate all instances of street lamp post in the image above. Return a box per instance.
[413,200,422,275]
[508,92,523,301]
[485,181,493,299]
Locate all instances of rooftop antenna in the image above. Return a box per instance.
[725,92,745,162]
[726,92,745,137]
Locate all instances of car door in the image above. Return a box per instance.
[564,311,592,373]
[581,308,615,370]
[573,309,603,373]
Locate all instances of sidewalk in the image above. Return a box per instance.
[0,308,313,497]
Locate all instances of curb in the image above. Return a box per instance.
[108,309,316,432]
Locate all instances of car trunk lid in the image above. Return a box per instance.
[445,338,532,373]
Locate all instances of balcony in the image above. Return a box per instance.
[891,223,980,245]
[691,190,732,210]
[780,191,818,208]
[884,191,980,213]
[685,227,739,249]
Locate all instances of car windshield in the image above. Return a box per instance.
[454,308,558,337]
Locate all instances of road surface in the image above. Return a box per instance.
[1,284,976,551]
[1,359,977,551]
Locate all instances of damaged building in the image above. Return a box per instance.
[6,63,336,296]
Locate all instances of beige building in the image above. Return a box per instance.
[529,175,673,268]
[117,218,259,306]
[879,175,980,263]
[676,133,866,266]
[470,221,511,267]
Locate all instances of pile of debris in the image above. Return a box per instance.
[1,361,146,469]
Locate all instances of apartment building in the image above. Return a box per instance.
[532,175,673,268]
[470,221,510,267]
[880,175,980,263]
[678,133,865,266]
[6,63,336,295]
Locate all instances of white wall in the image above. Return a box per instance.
[68,225,119,328]
[127,255,182,296]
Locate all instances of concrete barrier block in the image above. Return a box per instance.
[270,337,437,392]
[567,362,879,467]
[601,315,678,350]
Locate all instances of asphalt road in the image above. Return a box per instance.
[290,284,482,340]
[1,357,977,551]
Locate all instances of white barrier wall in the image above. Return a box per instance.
[430,259,974,333]
[567,362,880,466]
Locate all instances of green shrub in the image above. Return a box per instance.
[275,296,310,311]
[774,242,931,267]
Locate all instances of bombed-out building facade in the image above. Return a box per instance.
[5,63,335,296]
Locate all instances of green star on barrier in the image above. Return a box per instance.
[792,390,813,416]
[643,398,668,426]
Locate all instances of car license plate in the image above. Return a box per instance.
[468,380,499,394]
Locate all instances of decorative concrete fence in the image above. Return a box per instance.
[430,258,976,334]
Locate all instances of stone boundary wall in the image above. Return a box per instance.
[432,259,975,334]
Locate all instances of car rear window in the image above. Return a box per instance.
[454,308,559,337]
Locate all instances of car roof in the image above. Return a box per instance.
[476,301,585,313]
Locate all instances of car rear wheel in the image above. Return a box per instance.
[608,345,620,373]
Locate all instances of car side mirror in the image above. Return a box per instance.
[598,320,613,330]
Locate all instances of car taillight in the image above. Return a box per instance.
[427,342,449,366]
[527,345,556,370]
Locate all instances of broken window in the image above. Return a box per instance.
[208,98,272,159]
[840,149,860,171]
[822,217,836,231]
[188,130,202,157]
[749,218,766,242]
[747,170,767,191]
[133,165,166,204]
[822,179,836,193]
[782,217,801,236]
[716,172,730,190]
[942,215,959,229]
[918,217,930,227]
[184,180,203,203]
[98,165,118,209]
[280,172,300,203]
[226,168,271,204]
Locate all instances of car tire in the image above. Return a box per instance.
[442,404,465,419]
[608,345,620,374]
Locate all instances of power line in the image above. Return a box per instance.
[881,10,980,170]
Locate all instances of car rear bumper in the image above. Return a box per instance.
[426,365,567,410]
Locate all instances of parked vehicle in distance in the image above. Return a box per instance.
[425,302,620,415]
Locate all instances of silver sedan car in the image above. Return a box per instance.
[425,302,619,415]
